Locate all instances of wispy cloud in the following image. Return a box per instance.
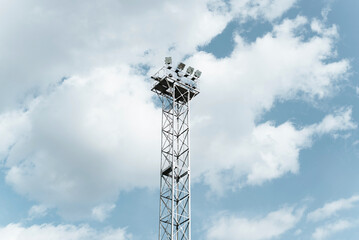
[206,207,304,240]
[307,195,359,222]
[91,204,116,222]
[312,219,354,240]
[28,205,48,220]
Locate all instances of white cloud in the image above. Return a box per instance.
[0,0,301,112]
[307,195,359,222]
[356,87,359,95]
[312,108,356,135]
[0,110,30,161]
[28,205,48,220]
[230,0,298,21]
[321,5,332,22]
[312,220,354,240]
[248,108,356,184]
[0,223,130,240]
[311,18,338,37]
[192,108,355,193]
[294,229,302,235]
[186,15,354,193]
[206,207,303,240]
[246,109,355,185]
[0,0,232,111]
[91,204,116,222]
[2,66,161,219]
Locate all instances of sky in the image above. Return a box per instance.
[0,0,358,239]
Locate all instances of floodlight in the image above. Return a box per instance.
[194,70,202,78]
[165,57,172,65]
[186,66,194,75]
[177,62,185,71]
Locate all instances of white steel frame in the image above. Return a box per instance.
[151,65,200,240]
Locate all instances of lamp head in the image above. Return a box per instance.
[165,57,172,65]
[194,70,202,78]
[186,66,194,75]
[177,62,186,71]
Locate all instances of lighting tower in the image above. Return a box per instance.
[151,57,201,240]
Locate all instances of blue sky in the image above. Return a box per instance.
[0,0,358,239]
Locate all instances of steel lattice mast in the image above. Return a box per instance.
[151,58,201,240]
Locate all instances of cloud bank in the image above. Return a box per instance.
[189,16,355,193]
[0,0,355,220]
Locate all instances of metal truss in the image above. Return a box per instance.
[151,66,199,240]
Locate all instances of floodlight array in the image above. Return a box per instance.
[165,57,202,81]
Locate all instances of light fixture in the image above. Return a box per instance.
[165,57,172,65]
[177,62,185,71]
[186,66,194,75]
[194,70,202,78]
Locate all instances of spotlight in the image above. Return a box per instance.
[194,70,202,78]
[186,66,194,75]
[165,57,172,65]
[176,62,185,72]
